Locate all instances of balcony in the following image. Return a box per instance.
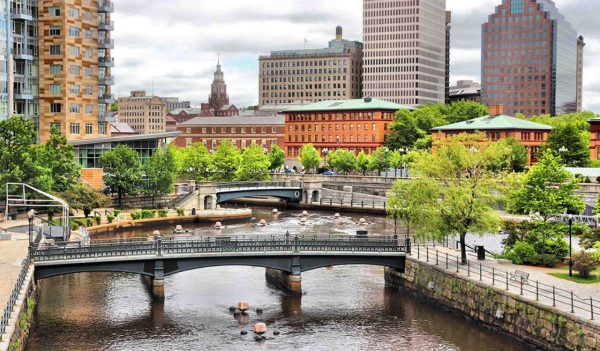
[98,93,114,104]
[98,76,114,85]
[98,0,114,13]
[13,48,33,61]
[98,20,114,31]
[98,38,114,49]
[14,89,33,100]
[10,7,33,21]
[98,57,114,68]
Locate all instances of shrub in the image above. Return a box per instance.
[506,241,539,265]
[130,211,141,220]
[141,209,154,219]
[573,251,599,278]
[158,209,168,218]
[70,222,79,230]
[106,214,115,223]
[113,210,121,218]
[86,218,94,227]
[176,208,185,216]
[584,176,592,183]
[594,242,600,262]
[538,253,560,268]
[95,216,102,225]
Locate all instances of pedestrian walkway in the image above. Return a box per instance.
[0,235,28,313]
[411,243,600,324]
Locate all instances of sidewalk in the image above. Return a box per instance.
[412,244,600,324]
[0,235,28,312]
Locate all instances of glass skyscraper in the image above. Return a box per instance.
[482,0,582,116]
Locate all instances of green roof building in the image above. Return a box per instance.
[285,98,413,113]
[431,114,553,132]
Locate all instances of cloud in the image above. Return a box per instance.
[111,0,599,113]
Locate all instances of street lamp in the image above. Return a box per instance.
[27,209,34,251]
[559,146,568,154]
[567,214,573,277]
[399,147,407,178]
[322,148,329,169]
[469,146,479,154]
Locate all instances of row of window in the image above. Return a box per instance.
[49,103,95,114]
[184,138,276,150]
[288,122,384,132]
[288,134,378,143]
[185,126,278,134]
[262,59,349,69]
[49,84,95,96]
[51,121,107,135]
[287,146,379,157]
[287,111,388,122]
[48,6,93,21]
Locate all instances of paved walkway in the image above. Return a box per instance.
[412,244,600,324]
[0,235,28,312]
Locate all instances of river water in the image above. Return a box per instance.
[27,207,533,351]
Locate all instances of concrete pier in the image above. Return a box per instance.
[151,278,165,300]
[265,268,302,295]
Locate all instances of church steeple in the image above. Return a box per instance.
[208,55,229,112]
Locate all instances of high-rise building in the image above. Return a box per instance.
[482,0,582,116]
[258,26,363,107]
[576,35,585,113]
[362,0,448,106]
[118,90,166,134]
[37,0,114,142]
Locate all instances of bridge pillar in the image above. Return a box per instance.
[265,268,302,295]
[301,181,322,204]
[152,260,165,300]
[197,183,218,210]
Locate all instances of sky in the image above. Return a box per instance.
[111,0,600,113]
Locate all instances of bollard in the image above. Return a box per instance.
[479,263,482,281]
[361,201,364,208]
[467,261,470,277]
[591,298,594,320]
[445,253,448,269]
[456,256,459,273]
[571,292,574,313]
[520,279,523,295]
[536,281,539,301]
[330,199,332,206]
[436,250,438,266]
[426,247,429,262]
[506,271,509,291]
[492,267,495,285]
[552,286,556,307]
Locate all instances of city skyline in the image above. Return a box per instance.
[111,0,600,113]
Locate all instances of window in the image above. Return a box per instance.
[48,7,60,16]
[69,84,80,94]
[85,48,93,58]
[510,0,524,14]
[272,127,276,133]
[85,104,93,114]
[50,84,61,94]
[50,103,62,113]
[70,123,80,134]
[84,29,93,40]
[85,123,93,134]
[69,7,80,18]
[84,11,92,21]
[50,122,61,130]
[50,64,62,75]
[99,123,107,135]
[70,104,80,113]
[70,65,80,75]
[186,128,191,134]
[69,46,80,56]
[68,26,80,37]
[85,67,93,76]
[49,26,60,36]
[50,45,60,55]
[85,85,93,95]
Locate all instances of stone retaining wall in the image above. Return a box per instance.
[385,258,600,351]
[0,266,37,351]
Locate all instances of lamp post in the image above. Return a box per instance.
[27,209,34,252]
[568,214,573,277]
[399,147,406,178]
[559,146,568,164]
[322,148,329,169]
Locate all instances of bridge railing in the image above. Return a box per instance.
[33,234,408,261]
[317,197,387,210]
[217,181,302,191]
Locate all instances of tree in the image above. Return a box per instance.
[0,116,52,196]
[507,149,585,223]
[369,147,391,175]
[389,150,404,177]
[99,145,144,207]
[236,144,271,181]
[59,182,111,217]
[355,150,371,175]
[268,145,286,171]
[44,127,81,192]
[486,137,528,173]
[387,178,438,237]
[143,147,177,207]
[178,143,211,182]
[326,149,356,174]
[208,140,240,182]
[393,134,508,263]
[442,100,489,124]
[546,124,590,167]
[298,144,321,173]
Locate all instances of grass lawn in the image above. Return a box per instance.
[548,266,600,284]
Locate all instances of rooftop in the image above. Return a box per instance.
[110,122,136,134]
[69,131,182,146]
[285,98,413,113]
[169,107,203,115]
[431,115,553,132]
[180,116,284,126]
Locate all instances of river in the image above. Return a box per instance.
[26,207,534,351]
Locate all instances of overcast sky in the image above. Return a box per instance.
[111,0,600,113]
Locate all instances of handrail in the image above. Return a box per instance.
[0,256,31,340]
[216,181,302,191]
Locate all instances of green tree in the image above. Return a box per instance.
[443,100,489,124]
[507,150,585,223]
[44,127,81,192]
[385,110,426,150]
[143,147,177,207]
[0,116,52,196]
[99,145,144,207]
[59,182,111,217]
[208,140,240,182]
[369,147,391,175]
[268,145,286,171]
[546,124,591,167]
[326,149,356,174]
[486,137,528,173]
[111,102,118,112]
[355,150,371,175]
[393,134,507,263]
[179,143,211,182]
[387,178,438,237]
[298,144,321,173]
[236,144,271,181]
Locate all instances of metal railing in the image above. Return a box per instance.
[317,197,387,210]
[0,256,31,340]
[411,244,600,321]
[216,181,302,191]
[33,234,407,262]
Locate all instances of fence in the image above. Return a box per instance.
[316,197,387,210]
[411,243,600,321]
[217,181,302,191]
[0,256,31,340]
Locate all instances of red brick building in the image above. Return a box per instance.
[284,98,412,158]
[168,108,202,123]
[589,118,600,160]
[174,116,285,151]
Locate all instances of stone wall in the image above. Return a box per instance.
[0,266,37,351]
[114,194,178,209]
[385,259,600,351]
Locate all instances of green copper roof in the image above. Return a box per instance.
[285,98,414,112]
[588,118,600,123]
[431,115,553,132]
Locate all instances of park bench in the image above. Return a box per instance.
[509,270,529,284]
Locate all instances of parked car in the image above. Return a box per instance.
[320,170,337,176]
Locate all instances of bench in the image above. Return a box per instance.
[509,270,529,284]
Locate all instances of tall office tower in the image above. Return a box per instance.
[38,0,114,142]
[482,0,582,117]
[362,0,448,106]
[576,35,585,113]
[445,11,451,104]
[259,26,363,107]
